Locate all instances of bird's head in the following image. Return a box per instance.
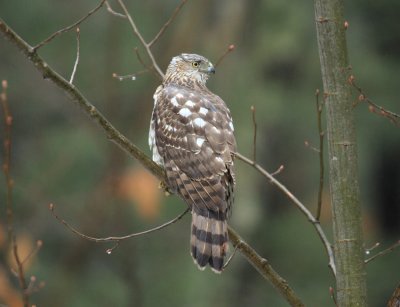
[165,53,215,87]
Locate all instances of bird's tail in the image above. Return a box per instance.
[190,210,228,273]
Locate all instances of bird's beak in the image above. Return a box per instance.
[207,65,216,74]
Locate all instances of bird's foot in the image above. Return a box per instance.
[159,181,171,196]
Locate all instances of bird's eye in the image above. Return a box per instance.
[192,61,200,68]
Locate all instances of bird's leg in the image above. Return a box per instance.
[158,180,171,196]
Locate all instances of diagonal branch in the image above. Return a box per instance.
[349,75,400,127]
[32,0,106,51]
[148,0,188,47]
[0,19,165,182]
[116,0,164,79]
[235,152,336,277]
[365,240,400,264]
[0,19,304,307]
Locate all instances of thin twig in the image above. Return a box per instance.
[134,48,159,79]
[315,89,325,220]
[234,152,336,277]
[270,165,284,176]
[112,72,140,81]
[148,0,188,47]
[50,203,190,244]
[69,28,80,84]
[365,240,400,264]
[349,75,400,126]
[105,0,127,18]
[1,20,306,307]
[33,0,106,51]
[26,276,45,296]
[215,44,235,67]
[250,106,257,163]
[1,80,30,307]
[364,241,380,255]
[116,0,164,79]
[222,244,240,270]
[22,240,43,265]
[0,19,166,182]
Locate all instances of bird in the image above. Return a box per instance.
[149,53,236,273]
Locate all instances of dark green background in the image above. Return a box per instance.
[1,0,399,306]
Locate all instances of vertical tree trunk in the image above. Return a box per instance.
[313,0,367,306]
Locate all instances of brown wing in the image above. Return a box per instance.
[154,84,236,214]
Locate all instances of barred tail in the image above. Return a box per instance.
[190,210,228,273]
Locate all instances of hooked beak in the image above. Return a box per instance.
[207,65,216,74]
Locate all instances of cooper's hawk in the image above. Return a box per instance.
[149,53,236,273]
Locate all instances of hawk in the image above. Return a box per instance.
[149,53,236,273]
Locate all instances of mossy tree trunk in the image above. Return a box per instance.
[314,0,367,306]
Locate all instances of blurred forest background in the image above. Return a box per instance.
[1,0,399,306]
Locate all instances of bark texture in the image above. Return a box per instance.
[313,1,367,306]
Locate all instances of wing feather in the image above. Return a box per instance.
[154,84,236,213]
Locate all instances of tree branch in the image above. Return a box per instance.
[69,27,80,84]
[0,19,165,182]
[0,19,304,307]
[148,0,188,48]
[349,75,400,127]
[365,240,400,264]
[1,80,30,307]
[115,0,164,79]
[49,203,189,246]
[235,152,336,277]
[32,0,106,51]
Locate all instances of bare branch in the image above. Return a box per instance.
[148,0,188,47]
[215,44,235,67]
[25,276,45,296]
[270,165,284,176]
[234,152,336,277]
[69,28,80,84]
[133,47,160,79]
[113,72,138,81]
[1,20,305,306]
[0,19,166,182]
[222,244,239,270]
[49,203,189,248]
[105,0,127,18]
[315,89,325,220]
[116,0,164,79]
[349,75,400,126]
[33,0,106,51]
[1,80,30,307]
[22,240,43,266]
[365,240,400,264]
[250,105,257,163]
